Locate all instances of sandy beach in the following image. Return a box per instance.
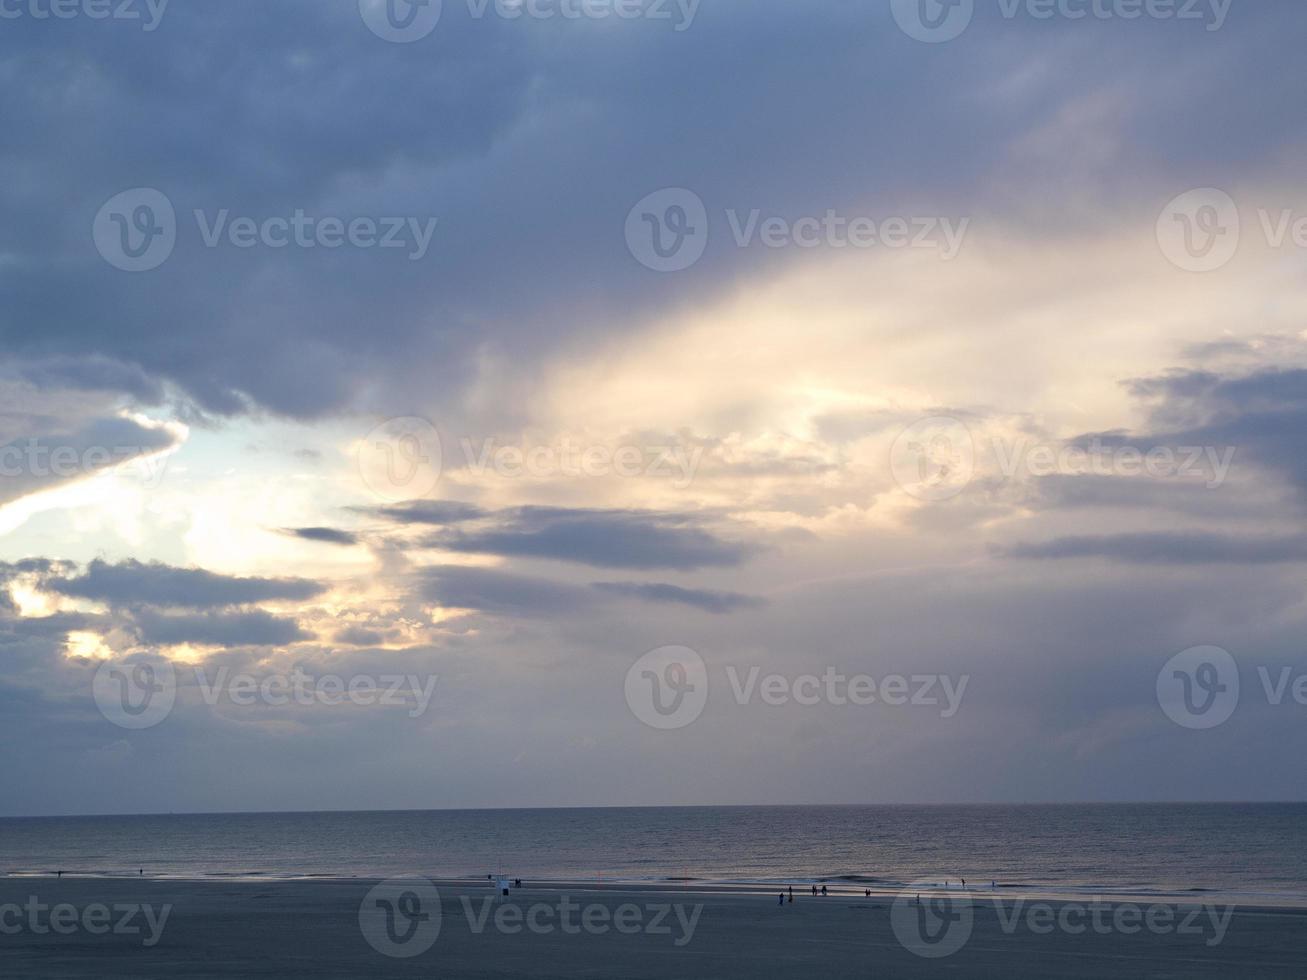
[2,876,1306,979]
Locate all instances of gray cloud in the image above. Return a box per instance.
[362,501,488,526]
[420,565,593,617]
[334,625,386,647]
[281,527,360,546]
[50,559,326,608]
[5,3,1302,420]
[424,506,755,570]
[592,581,763,614]
[131,608,309,647]
[1106,368,1307,501]
[1004,532,1307,565]
[0,414,180,506]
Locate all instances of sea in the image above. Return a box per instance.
[2,804,1305,904]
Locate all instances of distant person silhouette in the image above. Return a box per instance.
[787,886,793,903]
[820,885,827,897]
[811,885,817,896]
[778,893,784,906]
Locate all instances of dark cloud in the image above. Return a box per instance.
[335,626,386,647]
[131,609,309,647]
[1116,368,1307,499]
[424,506,755,570]
[5,3,1301,418]
[592,581,763,614]
[281,527,360,546]
[9,356,165,404]
[0,415,181,506]
[50,559,326,609]
[362,501,488,526]
[420,565,593,617]
[1004,532,1307,565]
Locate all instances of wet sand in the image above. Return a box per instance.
[2,876,1306,978]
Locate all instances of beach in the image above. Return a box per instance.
[3,876,1306,979]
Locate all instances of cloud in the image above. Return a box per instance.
[7,2,1301,420]
[362,501,488,526]
[0,414,183,507]
[420,565,593,617]
[50,559,326,609]
[281,527,359,546]
[335,626,386,647]
[592,581,763,614]
[422,506,755,570]
[131,608,310,647]
[1003,532,1307,565]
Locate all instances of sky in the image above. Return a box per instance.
[3,0,1307,816]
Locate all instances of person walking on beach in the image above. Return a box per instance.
[788,887,793,903]
[778,892,785,905]
[811,885,817,896]
[820,885,827,897]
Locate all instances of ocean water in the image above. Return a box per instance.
[2,804,1305,902]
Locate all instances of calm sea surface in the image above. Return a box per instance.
[2,804,1304,901]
